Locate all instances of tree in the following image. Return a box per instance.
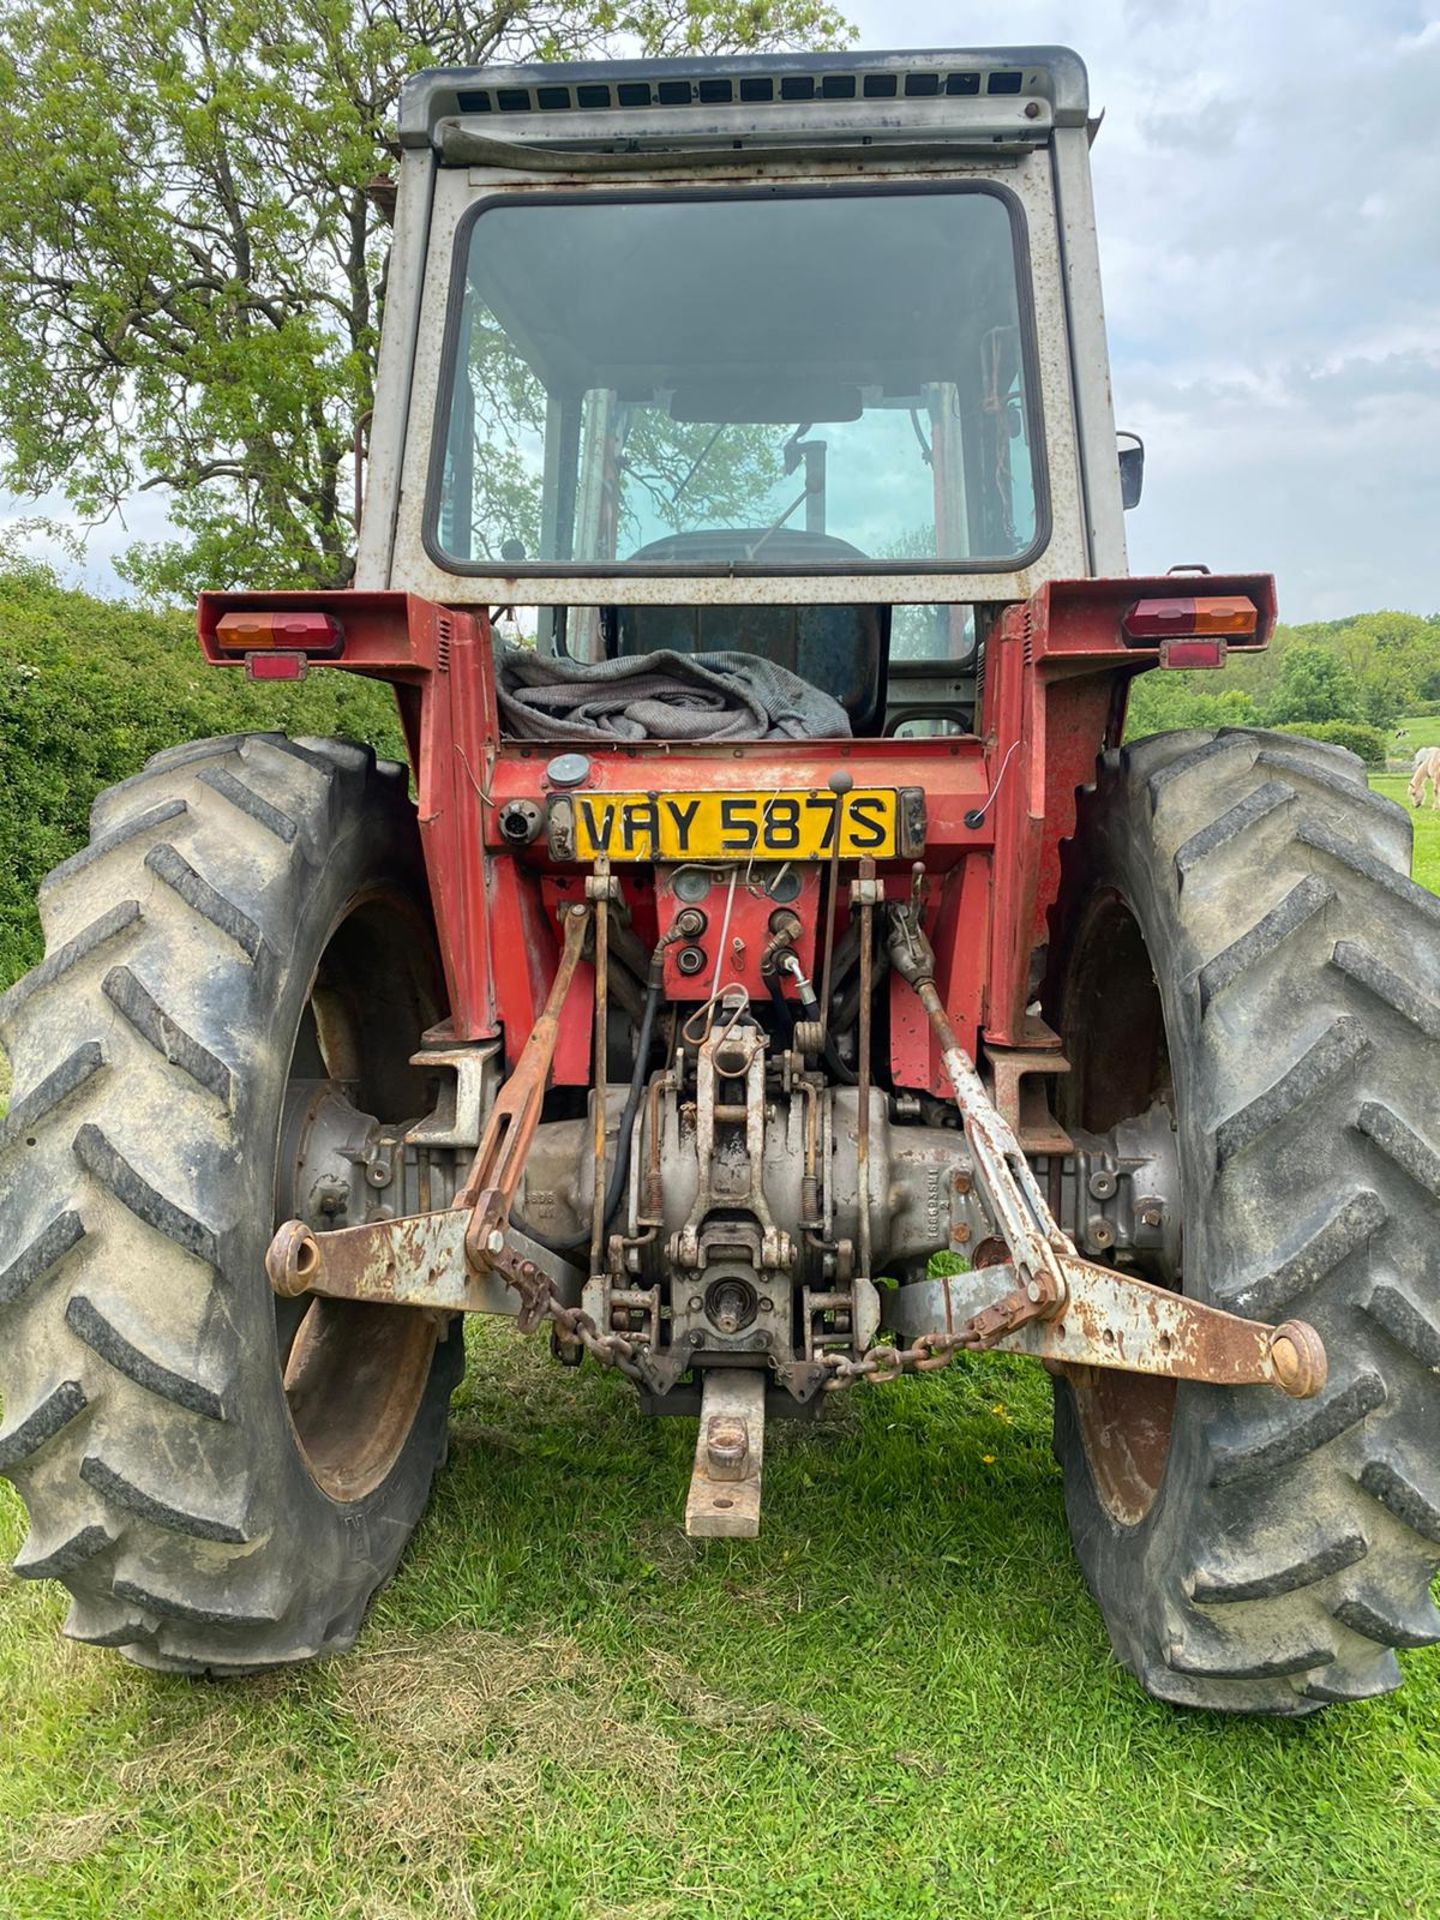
[1263,644,1362,726]
[0,0,852,598]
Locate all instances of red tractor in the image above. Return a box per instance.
[3,46,1436,1714]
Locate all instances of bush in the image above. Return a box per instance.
[0,561,405,987]
[1272,720,1389,766]
[1123,673,1260,740]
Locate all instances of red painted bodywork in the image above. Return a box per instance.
[198,575,1274,1093]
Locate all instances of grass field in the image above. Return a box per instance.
[1389,714,1440,757]
[2,749,1439,1920]
[1372,772,1440,892]
[4,1330,1440,1920]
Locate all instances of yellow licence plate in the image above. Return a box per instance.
[563,788,901,863]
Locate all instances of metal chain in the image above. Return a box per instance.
[492,1244,648,1380]
[820,1332,973,1390]
[531,1296,982,1393]
[511,1271,975,1394]
[821,1277,1043,1390]
[501,1250,1018,1393]
[544,1291,648,1381]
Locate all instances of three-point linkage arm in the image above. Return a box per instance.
[883,904,1327,1400]
[265,902,593,1329]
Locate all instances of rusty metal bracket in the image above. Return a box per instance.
[456,900,591,1271]
[984,1014,1074,1157]
[881,1259,1327,1397]
[265,1211,583,1317]
[265,900,593,1322]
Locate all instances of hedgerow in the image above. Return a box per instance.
[0,561,403,985]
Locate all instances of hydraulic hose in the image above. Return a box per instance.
[780,952,858,1086]
[764,968,796,1046]
[511,944,664,1259]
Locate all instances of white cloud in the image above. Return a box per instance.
[849,0,1440,617]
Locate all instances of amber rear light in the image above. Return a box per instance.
[215,609,344,653]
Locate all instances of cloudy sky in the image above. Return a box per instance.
[5,0,1437,622]
[845,0,1440,621]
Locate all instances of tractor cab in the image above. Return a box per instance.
[361,47,1127,736]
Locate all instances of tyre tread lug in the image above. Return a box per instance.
[1213,1016,1369,1165]
[1208,1370,1387,1486]
[1355,1100,1440,1202]
[197,766,299,844]
[65,1293,228,1421]
[0,1209,87,1308]
[144,843,265,962]
[1214,1187,1386,1317]
[1196,874,1333,1011]
[1331,940,1440,1040]
[0,1380,90,1476]
[79,1454,250,1543]
[102,965,232,1104]
[0,1041,106,1152]
[71,1123,218,1265]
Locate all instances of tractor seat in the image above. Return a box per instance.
[610,530,890,734]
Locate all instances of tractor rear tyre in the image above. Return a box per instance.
[0,733,463,1673]
[1051,727,1440,1712]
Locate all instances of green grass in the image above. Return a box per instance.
[1371,773,1440,893]
[1389,714,1440,756]
[3,1326,1440,1920]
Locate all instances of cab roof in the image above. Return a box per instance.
[399,46,1089,156]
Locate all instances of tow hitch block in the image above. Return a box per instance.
[685,1371,766,1539]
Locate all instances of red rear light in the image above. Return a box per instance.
[1122,595,1257,642]
[245,651,308,682]
[216,609,344,653]
[1159,638,1226,670]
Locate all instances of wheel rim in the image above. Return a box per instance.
[1058,888,1180,1528]
[275,889,445,1503]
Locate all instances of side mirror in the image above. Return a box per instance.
[1118,431,1145,510]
